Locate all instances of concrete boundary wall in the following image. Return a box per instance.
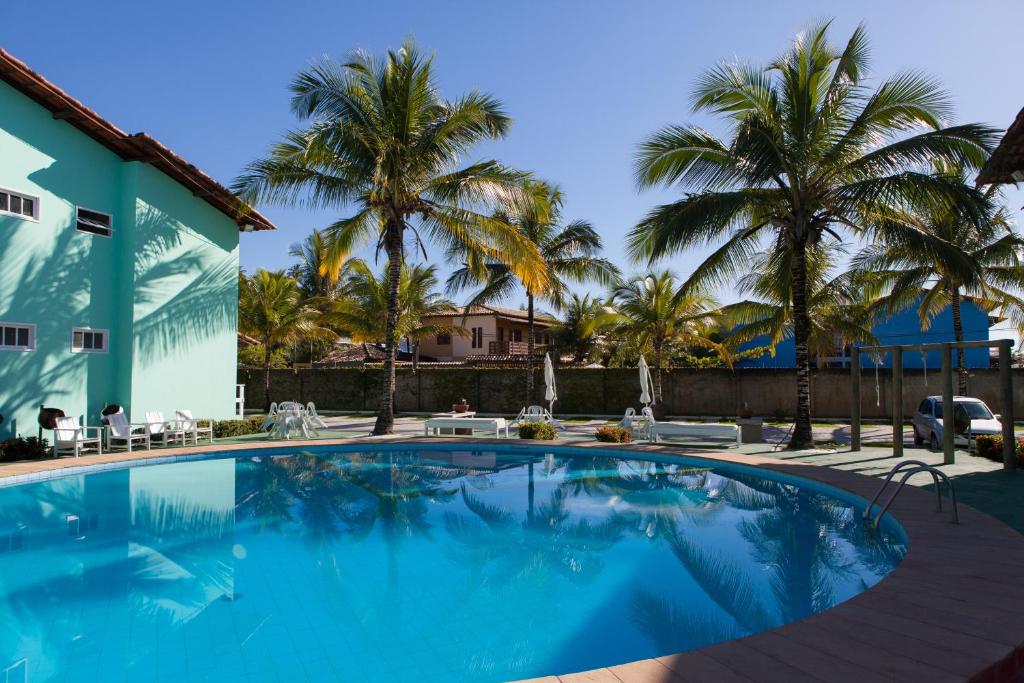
[239,367,1024,419]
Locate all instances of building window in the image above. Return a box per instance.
[76,207,112,237]
[436,332,451,345]
[471,327,484,349]
[0,323,34,351]
[71,327,108,354]
[512,329,522,343]
[0,188,39,221]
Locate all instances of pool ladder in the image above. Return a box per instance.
[863,460,959,528]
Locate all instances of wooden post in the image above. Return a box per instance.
[941,344,955,465]
[1000,340,1016,472]
[851,350,861,451]
[892,348,903,459]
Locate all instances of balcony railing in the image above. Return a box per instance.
[487,341,542,355]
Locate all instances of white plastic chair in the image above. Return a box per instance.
[176,410,214,445]
[306,402,328,430]
[105,412,151,453]
[145,411,187,447]
[259,403,279,431]
[512,405,562,429]
[268,404,310,440]
[52,416,102,458]
[621,407,652,440]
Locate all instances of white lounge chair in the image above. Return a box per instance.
[105,412,151,453]
[52,416,102,458]
[145,411,187,447]
[176,410,214,445]
[641,407,740,447]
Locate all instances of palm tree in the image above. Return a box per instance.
[238,269,337,407]
[234,40,545,434]
[627,21,996,448]
[606,271,727,404]
[287,228,347,300]
[549,293,610,364]
[723,242,878,366]
[447,182,619,402]
[854,164,1024,393]
[328,259,461,371]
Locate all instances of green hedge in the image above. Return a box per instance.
[212,417,266,439]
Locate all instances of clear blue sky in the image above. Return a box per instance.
[3,1,1022,320]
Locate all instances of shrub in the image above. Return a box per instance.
[238,344,289,369]
[595,426,632,443]
[212,417,267,439]
[974,434,1024,464]
[517,422,557,440]
[0,437,50,462]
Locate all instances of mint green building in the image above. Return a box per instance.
[0,50,274,439]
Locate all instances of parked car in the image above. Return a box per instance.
[912,396,1003,450]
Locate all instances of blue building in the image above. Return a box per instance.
[739,295,996,369]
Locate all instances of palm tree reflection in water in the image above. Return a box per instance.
[233,450,905,664]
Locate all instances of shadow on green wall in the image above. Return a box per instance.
[0,211,93,437]
[0,192,237,438]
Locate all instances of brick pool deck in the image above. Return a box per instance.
[1,436,1022,682]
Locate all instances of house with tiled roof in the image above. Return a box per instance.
[0,49,272,437]
[416,305,558,361]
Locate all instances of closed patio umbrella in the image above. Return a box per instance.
[639,355,655,407]
[543,352,557,414]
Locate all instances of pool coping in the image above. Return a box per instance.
[2,436,1022,682]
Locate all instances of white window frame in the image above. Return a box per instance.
[0,322,35,352]
[0,187,40,222]
[70,326,109,354]
[75,206,113,238]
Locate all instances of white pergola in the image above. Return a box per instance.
[850,339,1016,471]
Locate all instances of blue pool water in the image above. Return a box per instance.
[0,445,906,682]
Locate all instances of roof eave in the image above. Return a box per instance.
[0,49,275,231]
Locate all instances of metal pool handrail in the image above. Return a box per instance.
[865,461,958,528]
[863,460,942,520]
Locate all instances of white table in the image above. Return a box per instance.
[429,411,476,435]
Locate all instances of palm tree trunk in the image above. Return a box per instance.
[790,239,814,449]
[526,292,535,404]
[373,221,403,435]
[653,340,664,404]
[263,343,272,410]
[950,286,968,394]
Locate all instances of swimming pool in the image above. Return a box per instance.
[0,444,906,682]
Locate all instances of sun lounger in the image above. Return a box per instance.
[425,417,509,438]
[641,407,740,447]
